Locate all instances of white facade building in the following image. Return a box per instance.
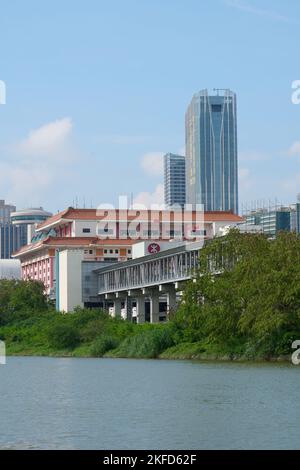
[0,259,21,279]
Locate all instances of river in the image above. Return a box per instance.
[0,357,299,449]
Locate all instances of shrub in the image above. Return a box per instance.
[47,323,80,349]
[114,326,175,359]
[90,336,119,357]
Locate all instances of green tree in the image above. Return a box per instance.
[176,230,300,357]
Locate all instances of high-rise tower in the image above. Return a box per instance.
[185,89,238,213]
[164,153,186,207]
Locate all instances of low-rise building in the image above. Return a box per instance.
[13,207,243,312]
[240,207,292,238]
[0,259,21,280]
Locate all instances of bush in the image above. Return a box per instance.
[114,326,175,359]
[90,336,119,357]
[47,323,80,349]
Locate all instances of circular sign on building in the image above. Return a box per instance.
[148,242,161,254]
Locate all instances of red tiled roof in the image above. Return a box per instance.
[203,211,244,222]
[37,207,243,230]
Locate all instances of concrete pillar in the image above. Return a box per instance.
[114,298,122,317]
[136,297,146,324]
[150,294,160,323]
[124,297,132,322]
[167,289,177,318]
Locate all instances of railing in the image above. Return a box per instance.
[97,247,200,295]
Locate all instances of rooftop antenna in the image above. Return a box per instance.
[213,88,228,96]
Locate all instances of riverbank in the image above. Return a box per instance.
[0,278,296,363]
[5,337,291,363]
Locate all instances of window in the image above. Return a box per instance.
[83,228,91,233]
[115,249,119,254]
[109,249,113,254]
[89,250,93,255]
[128,249,131,254]
[211,104,222,112]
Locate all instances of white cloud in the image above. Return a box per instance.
[288,141,300,157]
[224,0,299,24]
[141,152,164,176]
[18,117,73,160]
[133,184,165,209]
[0,117,80,207]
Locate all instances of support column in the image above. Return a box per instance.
[136,296,146,324]
[159,284,177,319]
[114,298,122,318]
[167,289,177,318]
[122,296,132,321]
[150,294,160,323]
[124,297,132,322]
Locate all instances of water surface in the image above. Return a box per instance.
[0,357,298,449]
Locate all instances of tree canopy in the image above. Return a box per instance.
[175,230,300,357]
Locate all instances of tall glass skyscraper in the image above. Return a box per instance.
[164,153,186,207]
[185,89,238,213]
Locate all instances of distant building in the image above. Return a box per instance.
[11,207,52,245]
[0,259,21,280]
[164,153,186,207]
[241,207,291,238]
[0,224,27,259]
[0,205,52,259]
[0,200,16,224]
[185,89,238,213]
[0,199,26,259]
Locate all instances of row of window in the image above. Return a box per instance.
[84,249,132,255]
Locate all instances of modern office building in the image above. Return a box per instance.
[240,207,291,238]
[0,224,27,259]
[0,199,27,259]
[164,153,186,207]
[0,200,16,224]
[185,89,238,213]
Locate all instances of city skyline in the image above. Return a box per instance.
[0,0,300,213]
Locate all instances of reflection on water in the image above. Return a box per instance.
[0,357,299,449]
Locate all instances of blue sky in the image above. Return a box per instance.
[0,0,300,213]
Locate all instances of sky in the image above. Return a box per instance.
[0,0,300,214]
